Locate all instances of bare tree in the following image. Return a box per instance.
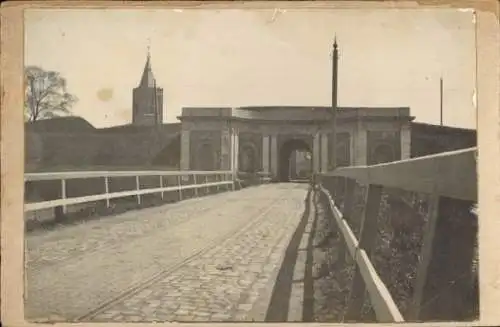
[24,66,78,122]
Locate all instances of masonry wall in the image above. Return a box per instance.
[328,132,351,168]
[26,119,477,172]
[239,132,263,172]
[25,123,181,171]
[189,130,222,170]
[410,122,477,158]
[366,131,402,165]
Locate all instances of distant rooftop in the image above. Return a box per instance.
[179,105,414,122]
[25,116,96,133]
[411,121,476,132]
[25,116,181,134]
[239,105,411,112]
[98,123,181,134]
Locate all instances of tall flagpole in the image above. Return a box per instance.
[331,36,339,170]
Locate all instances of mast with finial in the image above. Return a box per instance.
[332,35,338,113]
[330,35,339,170]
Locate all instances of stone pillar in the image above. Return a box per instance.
[270,134,278,178]
[355,122,367,166]
[220,128,231,170]
[233,130,239,173]
[180,129,190,170]
[321,133,329,172]
[348,131,354,166]
[289,152,297,179]
[230,131,234,171]
[230,129,235,172]
[262,135,270,174]
[313,132,320,173]
[401,123,411,160]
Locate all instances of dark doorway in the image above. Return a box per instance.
[278,139,312,182]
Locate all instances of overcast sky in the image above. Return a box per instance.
[25,8,476,129]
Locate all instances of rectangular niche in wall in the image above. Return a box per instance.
[238,132,263,173]
[190,130,222,171]
[328,132,351,168]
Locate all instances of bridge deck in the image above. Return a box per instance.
[26,183,333,323]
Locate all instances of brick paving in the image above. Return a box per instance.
[25,184,309,322]
[26,193,231,268]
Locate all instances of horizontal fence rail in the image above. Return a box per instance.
[24,170,235,213]
[317,147,478,323]
[24,170,234,181]
[325,147,477,202]
[319,185,404,322]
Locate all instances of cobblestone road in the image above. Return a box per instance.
[25,184,310,322]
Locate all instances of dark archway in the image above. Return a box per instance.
[278,139,312,182]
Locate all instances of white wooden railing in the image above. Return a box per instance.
[24,170,236,213]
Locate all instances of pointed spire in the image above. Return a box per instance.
[333,34,338,49]
[139,44,156,88]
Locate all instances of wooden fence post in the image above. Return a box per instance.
[104,176,110,208]
[343,183,383,322]
[61,179,67,214]
[177,175,183,201]
[407,194,439,320]
[135,176,141,205]
[54,179,67,222]
[337,178,356,266]
[407,196,477,321]
[159,175,164,201]
[193,174,199,197]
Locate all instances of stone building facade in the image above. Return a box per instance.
[25,118,181,172]
[178,106,413,181]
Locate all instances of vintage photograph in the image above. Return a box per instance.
[23,7,478,323]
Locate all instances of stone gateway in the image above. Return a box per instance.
[178,106,413,181]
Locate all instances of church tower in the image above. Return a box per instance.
[132,49,164,126]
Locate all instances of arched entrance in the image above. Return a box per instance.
[278,139,312,182]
